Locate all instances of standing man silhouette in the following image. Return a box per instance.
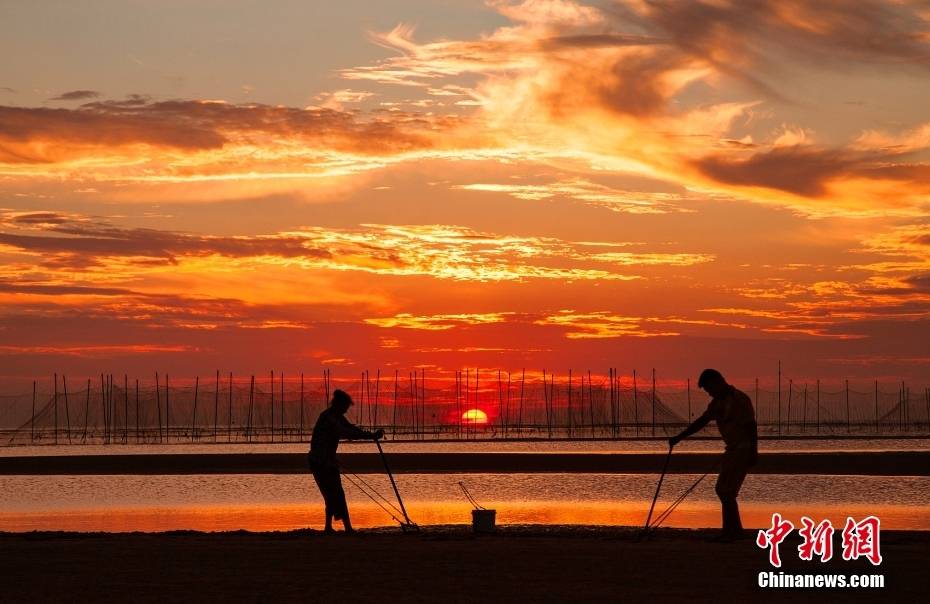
[669,369,758,542]
[309,389,383,533]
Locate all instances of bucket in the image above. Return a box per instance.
[472,508,496,533]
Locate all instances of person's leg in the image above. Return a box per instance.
[715,449,751,538]
[334,472,354,533]
[715,452,738,537]
[311,466,336,533]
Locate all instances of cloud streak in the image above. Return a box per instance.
[0,211,712,282]
[48,89,101,102]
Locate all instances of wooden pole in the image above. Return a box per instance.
[392,369,398,440]
[280,371,285,439]
[64,375,72,444]
[519,368,525,435]
[299,372,304,441]
[270,370,275,442]
[926,388,930,432]
[472,367,479,444]
[548,372,555,439]
[505,371,511,438]
[816,379,820,434]
[103,374,107,444]
[191,375,199,442]
[165,373,171,443]
[801,381,807,433]
[542,370,550,439]
[497,370,504,435]
[777,361,782,436]
[213,370,219,442]
[364,370,370,427]
[588,369,595,438]
[633,370,639,436]
[135,379,140,443]
[247,375,255,442]
[109,374,113,444]
[110,374,115,442]
[567,369,573,438]
[616,370,622,439]
[31,380,36,442]
[155,372,163,443]
[786,379,792,434]
[925,388,930,432]
[369,369,374,427]
[578,371,585,434]
[54,373,59,445]
[899,383,904,432]
[100,373,107,443]
[615,368,620,436]
[609,368,614,436]
[359,371,365,427]
[372,369,380,429]
[410,372,416,439]
[123,374,128,444]
[109,374,114,443]
[228,372,233,443]
[874,380,879,434]
[83,378,90,443]
[651,368,656,437]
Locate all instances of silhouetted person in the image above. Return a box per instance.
[309,389,384,533]
[669,369,758,542]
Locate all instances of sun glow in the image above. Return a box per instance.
[461,409,488,424]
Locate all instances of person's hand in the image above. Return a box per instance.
[373,429,385,440]
[668,435,681,448]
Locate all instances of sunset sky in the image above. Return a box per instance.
[2,0,930,388]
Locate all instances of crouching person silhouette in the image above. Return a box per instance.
[309,389,384,533]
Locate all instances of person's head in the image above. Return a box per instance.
[697,369,729,398]
[330,389,354,414]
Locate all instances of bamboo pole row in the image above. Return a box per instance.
[15,368,930,443]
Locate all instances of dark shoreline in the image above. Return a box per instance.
[0,451,927,475]
[0,526,925,602]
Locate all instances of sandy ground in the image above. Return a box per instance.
[0,526,925,603]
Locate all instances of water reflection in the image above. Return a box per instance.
[0,473,927,532]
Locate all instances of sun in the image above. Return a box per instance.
[461,408,488,424]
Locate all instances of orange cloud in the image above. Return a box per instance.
[338,0,930,216]
[0,344,195,357]
[365,312,512,330]
[456,179,695,213]
[535,310,680,338]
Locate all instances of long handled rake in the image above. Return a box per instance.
[375,438,418,531]
[638,445,673,540]
[638,450,722,541]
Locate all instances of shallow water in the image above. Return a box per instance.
[1,473,927,532]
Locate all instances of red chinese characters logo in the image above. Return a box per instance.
[757,514,882,567]
[797,516,834,562]
[756,513,794,567]
[841,516,882,566]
